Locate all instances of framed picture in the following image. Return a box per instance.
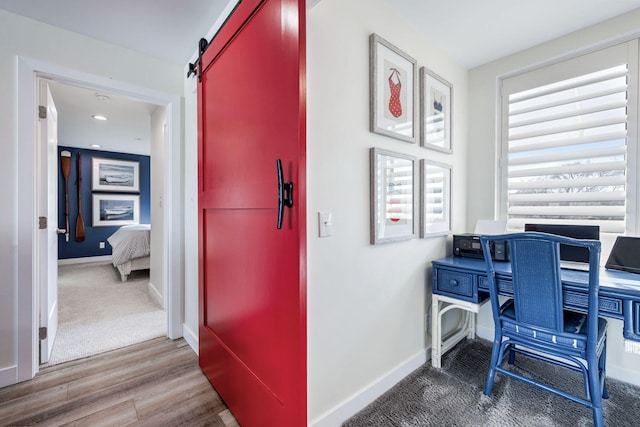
[92,194,140,227]
[369,34,418,143]
[370,148,416,244]
[420,160,452,237]
[92,157,140,192]
[420,67,452,153]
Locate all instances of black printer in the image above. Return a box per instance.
[453,234,509,261]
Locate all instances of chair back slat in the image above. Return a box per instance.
[510,239,563,331]
[480,232,601,342]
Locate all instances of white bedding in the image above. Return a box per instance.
[107,224,151,267]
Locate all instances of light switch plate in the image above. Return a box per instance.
[319,211,332,237]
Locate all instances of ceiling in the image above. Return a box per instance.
[47,82,157,156]
[3,0,640,155]
[0,0,233,66]
[387,0,640,69]
[2,0,637,69]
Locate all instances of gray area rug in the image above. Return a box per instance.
[48,262,166,365]
[344,339,640,426]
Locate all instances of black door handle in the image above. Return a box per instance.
[277,159,294,229]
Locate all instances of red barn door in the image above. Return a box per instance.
[197,0,307,425]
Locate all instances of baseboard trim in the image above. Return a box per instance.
[58,255,112,266]
[182,324,199,356]
[476,325,493,341]
[309,348,429,427]
[147,281,163,308]
[0,365,17,388]
[608,364,640,386]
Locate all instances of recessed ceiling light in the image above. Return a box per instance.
[95,93,111,102]
[90,144,102,148]
[92,114,108,121]
[135,137,142,141]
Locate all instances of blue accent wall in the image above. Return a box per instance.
[58,147,150,259]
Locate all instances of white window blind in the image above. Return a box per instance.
[500,41,639,234]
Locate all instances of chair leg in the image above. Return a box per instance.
[484,336,502,395]
[592,406,604,427]
[588,354,605,427]
[600,340,608,400]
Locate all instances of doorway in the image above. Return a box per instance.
[42,79,167,365]
[16,56,183,383]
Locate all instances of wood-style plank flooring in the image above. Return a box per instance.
[0,337,240,426]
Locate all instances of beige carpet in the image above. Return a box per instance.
[48,262,166,366]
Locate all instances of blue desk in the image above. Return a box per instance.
[430,256,640,368]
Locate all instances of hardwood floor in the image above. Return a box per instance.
[0,338,239,426]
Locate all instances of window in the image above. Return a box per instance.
[499,40,639,234]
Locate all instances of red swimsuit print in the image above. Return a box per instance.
[388,68,402,118]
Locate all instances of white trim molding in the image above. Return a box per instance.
[309,349,428,427]
[148,282,163,309]
[182,324,199,356]
[16,55,183,385]
[57,255,113,266]
[0,366,17,389]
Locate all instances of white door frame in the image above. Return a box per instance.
[16,56,183,382]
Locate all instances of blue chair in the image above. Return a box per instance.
[480,232,608,427]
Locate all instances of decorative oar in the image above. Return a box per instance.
[60,150,71,242]
[75,153,85,242]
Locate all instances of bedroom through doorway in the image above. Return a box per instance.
[43,79,167,366]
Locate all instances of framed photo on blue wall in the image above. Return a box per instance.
[92,157,140,192]
[92,194,140,226]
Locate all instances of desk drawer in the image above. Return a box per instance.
[436,270,474,298]
[564,291,623,317]
[478,276,513,294]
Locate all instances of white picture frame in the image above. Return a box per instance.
[92,193,140,227]
[92,157,140,192]
[420,67,453,153]
[370,148,416,244]
[370,34,418,143]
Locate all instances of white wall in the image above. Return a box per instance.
[307,0,468,424]
[182,73,199,351]
[0,9,184,386]
[469,9,640,386]
[150,107,167,305]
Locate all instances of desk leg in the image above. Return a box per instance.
[431,297,442,368]
[431,294,482,369]
[467,310,476,340]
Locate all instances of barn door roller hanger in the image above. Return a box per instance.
[187,0,243,81]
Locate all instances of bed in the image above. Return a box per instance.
[107,224,151,282]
